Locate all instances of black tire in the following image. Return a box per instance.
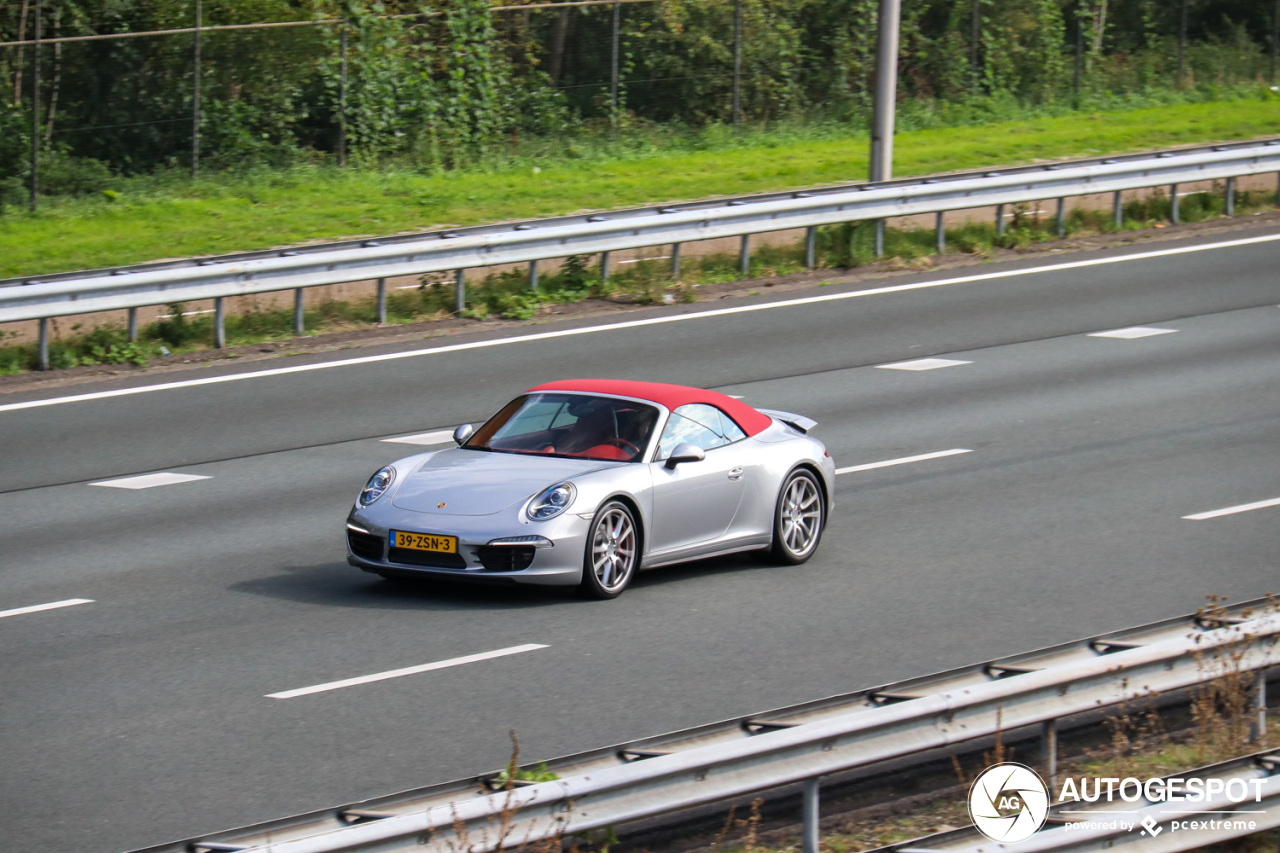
[580,501,640,599]
[768,468,826,564]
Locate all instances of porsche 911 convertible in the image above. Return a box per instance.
[346,379,834,598]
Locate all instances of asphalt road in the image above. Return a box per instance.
[1,227,1278,852]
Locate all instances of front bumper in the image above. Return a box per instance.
[345,506,590,586]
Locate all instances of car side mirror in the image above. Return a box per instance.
[452,424,474,446]
[664,442,705,469]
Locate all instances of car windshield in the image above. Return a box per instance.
[464,393,661,462]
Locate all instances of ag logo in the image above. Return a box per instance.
[968,763,1050,843]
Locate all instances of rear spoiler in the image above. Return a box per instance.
[757,408,817,433]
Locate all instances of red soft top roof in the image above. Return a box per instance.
[527,379,773,437]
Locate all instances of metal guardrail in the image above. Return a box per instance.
[5,139,1280,359]
[876,749,1280,853]
[132,599,1280,853]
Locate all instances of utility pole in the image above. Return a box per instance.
[870,0,900,256]
[869,0,899,183]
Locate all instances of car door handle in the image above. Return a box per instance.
[728,467,744,480]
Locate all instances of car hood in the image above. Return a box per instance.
[391,448,615,516]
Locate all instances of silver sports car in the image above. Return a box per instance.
[346,379,834,599]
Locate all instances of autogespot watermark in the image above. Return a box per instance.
[967,763,1266,843]
[968,764,1051,843]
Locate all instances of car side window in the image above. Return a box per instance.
[656,403,747,460]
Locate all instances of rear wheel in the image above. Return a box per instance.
[581,501,639,599]
[768,469,825,564]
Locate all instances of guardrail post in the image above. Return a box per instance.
[1056,197,1066,238]
[671,243,682,279]
[528,260,539,290]
[1042,719,1058,789]
[874,220,885,257]
[805,227,816,269]
[1113,191,1124,229]
[1252,671,1267,744]
[1225,177,1236,216]
[38,318,49,370]
[455,269,466,313]
[739,235,750,275]
[935,212,945,255]
[1170,184,1180,224]
[376,278,387,324]
[601,252,611,283]
[127,308,138,342]
[803,777,821,853]
[294,289,304,335]
[214,297,225,348]
[996,204,1006,236]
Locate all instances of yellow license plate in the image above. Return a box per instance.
[390,531,458,553]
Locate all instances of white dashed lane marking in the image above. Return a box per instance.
[1088,327,1179,339]
[267,644,550,699]
[0,599,94,619]
[381,430,456,446]
[90,473,211,489]
[1184,497,1280,521]
[876,358,972,371]
[835,449,972,475]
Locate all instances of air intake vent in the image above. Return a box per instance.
[347,530,383,560]
[477,546,536,572]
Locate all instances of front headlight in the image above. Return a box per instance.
[359,466,396,507]
[527,482,576,521]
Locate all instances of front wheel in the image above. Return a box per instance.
[768,469,825,564]
[580,501,640,599]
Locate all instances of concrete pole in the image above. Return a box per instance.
[870,0,900,258]
[869,0,900,184]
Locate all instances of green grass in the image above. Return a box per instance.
[3,96,1280,279]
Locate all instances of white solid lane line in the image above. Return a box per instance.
[876,358,971,371]
[89,473,212,489]
[381,429,456,446]
[1088,327,1179,339]
[4,233,1278,415]
[836,449,972,475]
[266,643,550,699]
[0,598,94,619]
[1184,497,1280,521]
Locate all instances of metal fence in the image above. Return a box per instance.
[131,598,1280,853]
[3,0,1276,209]
[5,137,1280,369]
